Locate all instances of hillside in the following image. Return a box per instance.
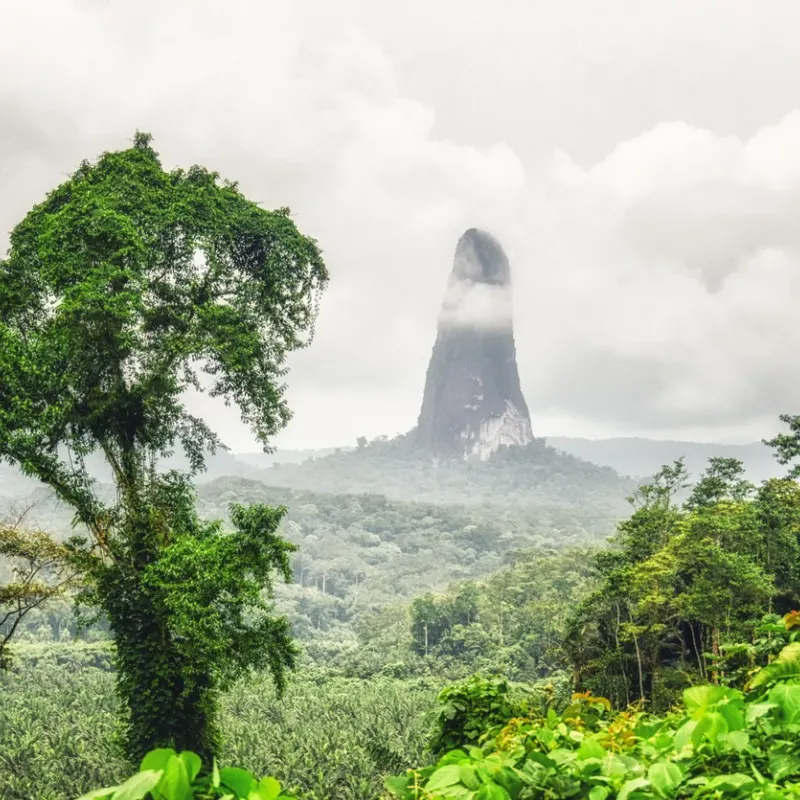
[4,476,623,661]
[6,436,774,514]
[247,435,637,511]
[0,473,623,603]
[198,477,619,610]
[236,436,781,486]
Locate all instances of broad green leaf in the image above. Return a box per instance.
[746,702,777,724]
[526,751,557,770]
[768,682,800,723]
[578,739,607,761]
[761,790,790,800]
[76,789,120,800]
[494,766,521,795]
[719,702,745,731]
[673,720,696,751]
[750,643,800,689]
[441,787,476,799]
[684,685,741,715]
[459,765,480,789]
[440,750,470,765]
[427,764,464,791]
[159,755,192,800]
[220,767,255,797]
[475,782,511,800]
[769,748,800,781]
[384,775,410,796]
[684,685,719,712]
[601,754,630,779]
[721,729,749,752]
[141,749,177,773]
[705,773,756,792]
[693,711,728,746]
[252,776,282,800]
[617,777,650,800]
[588,788,611,800]
[111,771,162,800]
[647,762,682,798]
[178,752,202,783]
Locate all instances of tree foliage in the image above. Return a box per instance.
[568,449,800,711]
[0,133,328,760]
[390,634,800,799]
[0,504,77,667]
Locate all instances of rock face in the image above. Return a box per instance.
[415,228,533,460]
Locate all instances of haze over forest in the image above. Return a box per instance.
[3,3,800,800]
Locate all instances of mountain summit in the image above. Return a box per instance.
[414,228,533,459]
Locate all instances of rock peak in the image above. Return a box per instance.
[414,228,533,460]
[453,228,510,285]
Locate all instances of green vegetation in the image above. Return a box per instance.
[0,132,327,760]
[0,505,78,666]
[568,457,800,710]
[79,747,294,800]
[0,657,435,800]
[6,423,800,798]
[5,133,800,800]
[253,435,637,511]
[3,483,616,668]
[387,616,800,799]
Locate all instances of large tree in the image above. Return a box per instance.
[0,133,328,760]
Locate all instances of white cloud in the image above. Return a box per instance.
[2,0,800,450]
[522,114,800,440]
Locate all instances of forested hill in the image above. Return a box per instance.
[248,436,637,511]
[11,436,771,513]
[3,473,623,608]
[196,477,622,608]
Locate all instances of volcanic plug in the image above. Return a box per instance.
[414,228,533,459]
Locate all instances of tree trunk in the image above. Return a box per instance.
[710,626,721,685]
[101,566,219,764]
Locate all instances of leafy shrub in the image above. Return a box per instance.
[714,611,800,688]
[388,640,800,799]
[78,747,291,799]
[429,676,536,756]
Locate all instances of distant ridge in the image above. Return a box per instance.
[546,436,776,483]
[232,435,638,512]
[1,437,781,518]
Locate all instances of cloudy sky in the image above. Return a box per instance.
[2,0,800,450]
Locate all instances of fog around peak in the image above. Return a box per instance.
[2,0,800,449]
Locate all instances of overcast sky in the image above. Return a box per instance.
[3,0,800,450]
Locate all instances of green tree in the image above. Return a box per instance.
[0,504,77,667]
[410,587,479,656]
[568,452,791,710]
[764,413,800,478]
[0,133,328,760]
